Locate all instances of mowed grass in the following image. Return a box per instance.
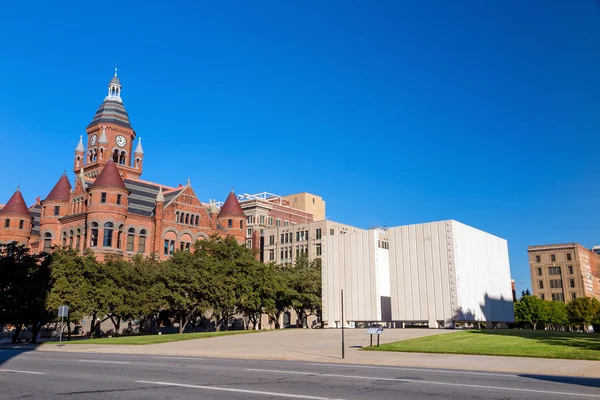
[366,329,600,361]
[49,330,259,345]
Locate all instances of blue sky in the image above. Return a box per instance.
[1,1,599,293]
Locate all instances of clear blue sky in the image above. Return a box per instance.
[1,1,599,293]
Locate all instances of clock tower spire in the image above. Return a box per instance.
[77,69,142,180]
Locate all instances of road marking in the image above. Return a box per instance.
[136,380,346,399]
[0,369,46,375]
[151,356,204,360]
[77,360,130,364]
[306,363,513,377]
[245,369,600,398]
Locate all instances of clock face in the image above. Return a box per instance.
[90,134,97,146]
[116,135,127,147]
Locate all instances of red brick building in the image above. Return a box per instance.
[0,71,246,259]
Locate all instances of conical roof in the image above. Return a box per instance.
[93,160,127,190]
[218,190,245,217]
[44,174,72,202]
[0,189,30,215]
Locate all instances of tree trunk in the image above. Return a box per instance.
[532,322,537,330]
[31,321,43,344]
[91,311,98,338]
[11,325,22,343]
[66,314,72,340]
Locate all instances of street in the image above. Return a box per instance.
[0,349,598,399]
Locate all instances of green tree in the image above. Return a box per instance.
[267,264,294,329]
[288,254,322,328]
[567,297,600,332]
[237,260,278,330]
[514,294,544,329]
[542,301,568,330]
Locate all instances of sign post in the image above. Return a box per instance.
[365,326,384,348]
[58,305,69,346]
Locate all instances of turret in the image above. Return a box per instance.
[153,186,164,254]
[134,137,144,170]
[39,173,72,249]
[74,135,85,172]
[218,190,246,243]
[0,188,34,247]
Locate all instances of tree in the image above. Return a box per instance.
[237,261,278,330]
[266,264,294,329]
[288,254,322,328]
[567,297,600,332]
[0,242,52,343]
[514,295,544,329]
[543,301,568,330]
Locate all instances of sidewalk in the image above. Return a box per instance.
[6,328,600,378]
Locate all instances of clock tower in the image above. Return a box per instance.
[74,69,143,180]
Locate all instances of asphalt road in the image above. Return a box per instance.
[0,348,598,399]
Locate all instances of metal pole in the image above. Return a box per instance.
[377,334,380,348]
[59,315,64,345]
[341,289,345,359]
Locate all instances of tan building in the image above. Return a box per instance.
[528,243,600,302]
[281,192,325,221]
[261,220,361,264]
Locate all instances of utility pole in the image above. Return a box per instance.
[341,289,345,359]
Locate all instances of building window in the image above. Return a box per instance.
[90,223,98,247]
[269,249,274,260]
[247,228,252,237]
[569,278,575,288]
[316,228,322,239]
[260,215,265,225]
[54,206,60,216]
[551,254,556,262]
[246,240,252,249]
[164,239,175,255]
[567,265,573,274]
[280,233,284,243]
[117,194,122,205]
[126,228,135,252]
[228,219,233,228]
[284,249,289,259]
[117,225,123,249]
[18,220,24,229]
[43,232,52,252]
[280,249,284,259]
[540,293,545,300]
[551,293,564,302]
[179,213,185,223]
[62,232,67,247]
[535,255,540,263]
[537,267,542,276]
[138,230,147,253]
[103,222,114,247]
[101,193,107,203]
[76,229,81,250]
[296,232,300,242]
[185,214,189,224]
[538,280,544,289]
[276,219,281,227]
[566,253,572,261]
[4,219,9,228]
[571,293,576,300]
[240,220,243,229]
[316,244,322,256]
[195,216,199,225]
[549,279,562,289]
[330,229,335,235]
[268,217,273,226]
[69,230,74,247]
[548,266,561,275]
[284,220,289,227]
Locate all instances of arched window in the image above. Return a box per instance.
[92,149,97,162]
[117,225,124,249]
[100,148,104,160]
[43,233,52,253]
[185,214,189,224]
[76,229,81,250]
[76,156,81,167]
[138,229,147,253]
[90,222,98,247]
[62,232,67,247]
[126,228,135,252]
[180,233,192,252]
[113,149,119,163]
[195,215,199,226]
[164,231,177,256]
[103,222,114,247]
[179,213,185,224]
[135,158,140,168]
[69,230,74,248]
[119,151,126,165]
[175,211,179,223]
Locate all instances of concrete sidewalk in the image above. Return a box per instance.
[8,328,600,378]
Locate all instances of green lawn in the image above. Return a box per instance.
[366,330,600,361]
[46,330,259,345]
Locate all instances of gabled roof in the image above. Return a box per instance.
[219,190,245,217]
[0,189,30,216]
[44,174,72,202]
[92,160,127,190]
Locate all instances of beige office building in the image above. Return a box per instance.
[261,220,361,265]
[281,192,326,222]
[528,243,600,302]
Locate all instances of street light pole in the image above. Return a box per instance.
[341,289,345,359]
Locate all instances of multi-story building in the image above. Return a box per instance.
[261,220,362,264]
[528,243,600,302]
[281,192,326,221]
[0,71,247,259]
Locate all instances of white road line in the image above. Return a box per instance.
[151,356,204,360]
[0,369,46,375]
[245,368,600,398]
[306,363,513,377]
[136,380,346,400]
[77,360,130,364]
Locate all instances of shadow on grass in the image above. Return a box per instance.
[520,374,600,389]
[467,329,600,352]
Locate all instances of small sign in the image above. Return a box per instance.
[366,327,384,335]
[58,305,69,317]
